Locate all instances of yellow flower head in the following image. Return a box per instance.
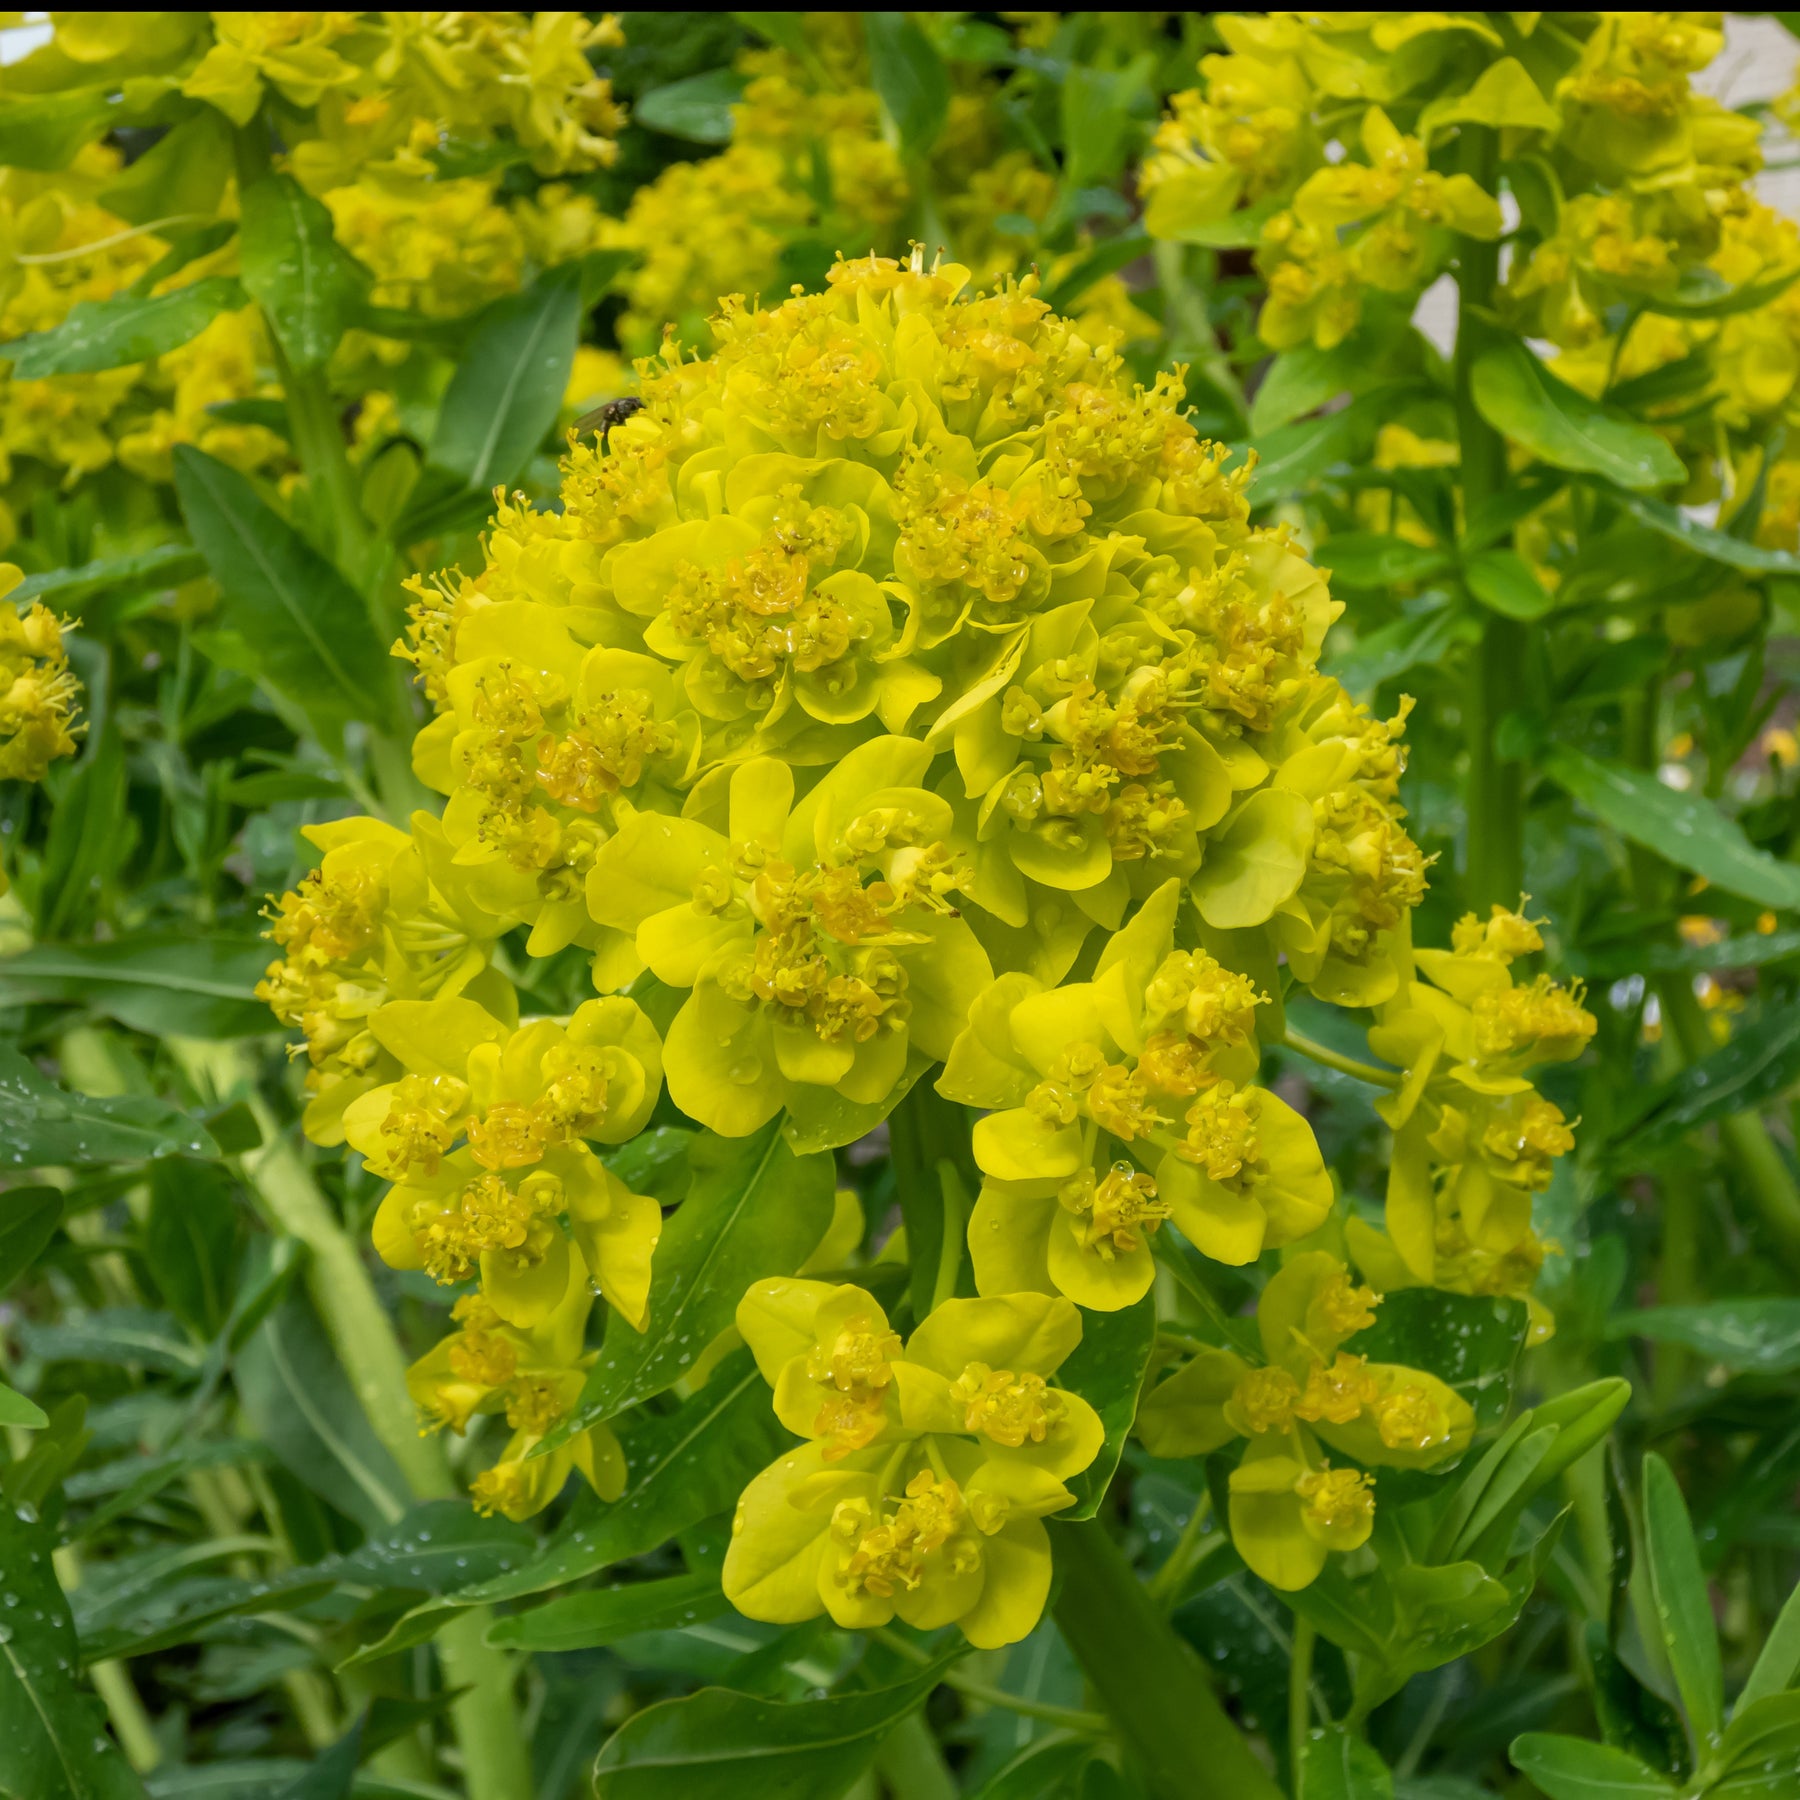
[406,1263,624,1521]
[725,1281,1102,1646]
[359,994,664,1328]
[0,574,82,782]
[1137,1251,1474,1589]
[256,815,510,1141]
[943,880,1330,1307]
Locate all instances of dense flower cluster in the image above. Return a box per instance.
[258,260,1588,1621]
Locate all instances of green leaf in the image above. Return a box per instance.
[1614,492,1800,575]
[1613,1006,1800,1159]
[1318,533,1455,590]
[486,1571,726,1652]
[633,68,746,144]
[0,1498,148,1799]
[0,87,119,173]
[1571,927,1800,981]
[0,1049,218,1171]
[144,1160,240,1338]
[1642,1453,1723,1747]
[1056,1291,1155,1519]
[1040,232,1151,313]
[270,1717,361,1800]
[1325,603,1478,699]
[98,107,232,227]
[237,175,366,370]
[0,1383,48,1429]
[458,1352,790,1605]
[1249,343,1359,436]
[9,545,209,612]
[1544,744,1800,912]
[1508,1734,1675,1800]
[592,1655,956,1799]
[1299,1725,1394,1799]
[397,266,583,541]
[36,729,129,940]
[174,444,391,736]
[1249,389,1402,497]
[1738,1579,1800,1715]
[1059,58,1153,192]
[334,1500,534,1594]
[20,1307,204,1377]
[1472,339,1686,492]
[0,1185,63,1292]
[1465,547,1556,620]
[76,1552,337,1664]
[1,278,246,379]
[234,1299,410,1534]
[550,1123,834,1444]
[1346,1289,1527,1432]
[864,13,950,158]
[0,935,271,1039]
[1609,1301,1800,1376]
[1644,265,1800,320]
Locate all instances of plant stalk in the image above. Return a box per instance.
[1050,1518,1283,1800]
[1288,1617,1317,1789]
[1454,127,1526,912]
[174,1041,533,1800]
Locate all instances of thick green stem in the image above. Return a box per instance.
[1050,1519,1283,1800]
[874,1708,958,1800]
[175,1042,532,1800]
[1288,1618,1317,1791]
[1454,128,1525,912]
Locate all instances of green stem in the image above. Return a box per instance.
[1454,127,1525,913]
[1050,1519,1283,1800]
[1278,1028,1400,1090]
[1145,1501,1224,1614]
[172,1041,532,1800]
[874,1632,1108,1732]
[1288,1618,1317,1791]
[930,1158,968,1312]
[51,1544,161,1772]
[875,1708,957,1800]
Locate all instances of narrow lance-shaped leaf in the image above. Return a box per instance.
[1642,1452,1724,1749]
[237,174,367,370]
[0,1500,148,1800]
[0,1049,219,1171]
[1615,1006,1800,1158]
[1508,1733,1676,1800]
[0,935,272,1039]
[592,1654,959,1800]
[545,1124,833,1448]
[1544,743,1800,912]
[1472,338,1686,491]
[1,280,247,379]
[174,445,391,738]
[1609,1301,1800,1376]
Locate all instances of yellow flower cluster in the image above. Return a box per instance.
[1351,903,1596,1343]
[598,16,1136,358]
[723,1281,1102,1646]
[262,264,1574,1599]
[1138,1251,1472,1589]
[0,565,80,783]
[0,149,283,507]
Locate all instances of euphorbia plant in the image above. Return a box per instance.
[1,13,1798,1800]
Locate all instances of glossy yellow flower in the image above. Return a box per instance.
[1368,905,1594,1283]
[0,574,81,782]
[360,994,662,1328]
[943,880,1330,1306]
[256,814,511,1142]
[587,740,991,1147]
[723,1281,1101,1647]
[407,1262,624,1521]
[1137,1251,1473,1589]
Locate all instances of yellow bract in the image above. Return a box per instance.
[1137,1251,1474,1589]
[358,993,664,1328]
[407,1260,624,1522]
[942,880,1331,1306]
[723,1280,1102,1646]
